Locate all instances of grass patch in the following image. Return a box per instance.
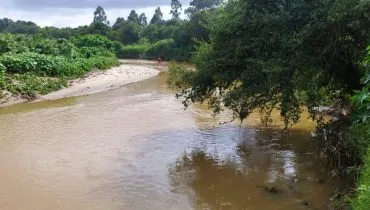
[352,148,370,209]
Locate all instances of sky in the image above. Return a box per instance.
[0,0,191,28]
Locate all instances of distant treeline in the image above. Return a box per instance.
[0,0,220,61]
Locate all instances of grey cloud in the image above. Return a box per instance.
[10,0,191,9]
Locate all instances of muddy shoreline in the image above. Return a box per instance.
[0,60,165,107]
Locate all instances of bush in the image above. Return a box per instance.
[31,38,78,57]
[0,33,30,55]
[0,63,5,88]
[3,73,67,98]
[351,48,370,209]
[0,53,38,73]
[167,62,194,89]
[0,33,120,100]
[78,47,116,58]
[144,39,192,61]
[118,39,193,61]
[0,63,7,73]
[73,34,114,50]
[89,56,120,70]
[145,39,175,60]
[0,52,120,78]
[119,44,148,59]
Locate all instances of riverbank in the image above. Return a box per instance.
[0,60,163,106]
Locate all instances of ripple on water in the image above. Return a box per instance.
[0,72,342,210]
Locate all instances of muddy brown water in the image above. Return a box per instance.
[0,71,342,210]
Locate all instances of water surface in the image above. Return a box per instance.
[0,72,340,209]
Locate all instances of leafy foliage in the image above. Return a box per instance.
[93,6,109,25]
[0,33,119,99]
[352,148,370,210]
[0,2,215,62]
[120,44,148,59]
[3,73,67,99]
[119,39,192,61]
[150,7,164,25]
[176,0,370,126]
[349,48,370,206]
[167,62,194,89]
[171,0,183,19]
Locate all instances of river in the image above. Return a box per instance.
[0,70,341,209]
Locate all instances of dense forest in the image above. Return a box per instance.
[1,0,370,208]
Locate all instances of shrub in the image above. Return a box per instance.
[89,56,120,70]
[119,44,148,59]
[0,63,6,73]
[112,41,125,57]
[0,33,120,99]
[0,63,5,88]
[0,52,119,78]
[145,39,175,60]
[167,62,194,89]
[144,39,192,61]
[73,34,114,50]
[3,73,67,98]
[0,53,37,73]
[0,33,30,55]
[78,47,116,58]
[351,49,370,209]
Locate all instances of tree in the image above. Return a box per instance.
[176,0,370,126]
[189,0,221,10]
[91,6,110,36]
[0,18,40,34]
[170,0,182,19]
[139,13,148,26]
[128,10,139,24]
[185,0,220,17]
[150,7,164,25]
[93,6,109,25]
[119,21,140,44]
[142,24,158,42]
[112,17,125,30]
[89,22,110,36]
[0,18,14,32]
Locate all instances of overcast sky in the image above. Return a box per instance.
[0,0,191,28]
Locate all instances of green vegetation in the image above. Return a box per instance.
[350,49,370,209]
[166,0,370,208]
[353,149,370,209]
[0,0,218,99]
[167,62,194,89]
[175,0,370,124]
[0,33,119,99]
[121,39,192,61]
[2,0,370,207]
[0,0,215,62]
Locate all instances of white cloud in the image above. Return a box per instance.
[10,0,191,9]
[0,0,192,28]
[0,6,173,28]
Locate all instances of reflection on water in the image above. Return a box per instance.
[169,127,338,210]
[0,71,341,210]
[0,97,77,115]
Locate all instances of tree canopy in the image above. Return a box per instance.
[177,0,370,126]
[170,0,183,19]
[93,6,109,25]
[150,7,164,25]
